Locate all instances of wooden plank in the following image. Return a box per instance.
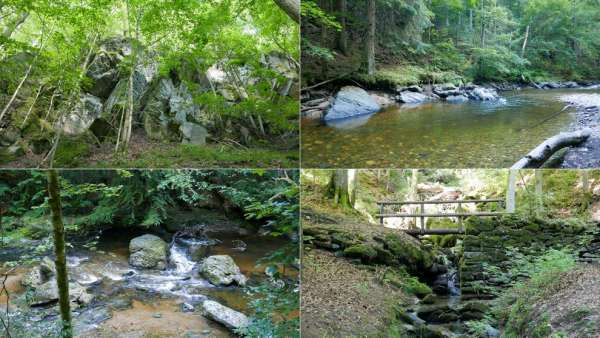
[403,229,466,235]
[376,199,504,205]
[376,212,507,218]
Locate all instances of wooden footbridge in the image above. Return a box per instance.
[376,199,509,235]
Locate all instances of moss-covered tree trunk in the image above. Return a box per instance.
[47,170,72,338]
[329,169,356,209]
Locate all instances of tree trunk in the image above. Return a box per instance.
[329,169,356,208]
[480,0,485,47]
[506,170,517,213]
[534,170,543,216]
[367,0,376,75]
[521,24,530,57]
[273,0,300,23]
[511,129,592,169]
[337,0,348,54]
[118,0,137,153]
[47,170,72,338]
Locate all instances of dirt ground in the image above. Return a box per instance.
[301,248,410,338]
[532,263,600,337]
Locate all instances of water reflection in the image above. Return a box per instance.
[302,88,597,168]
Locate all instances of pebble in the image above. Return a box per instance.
[152,313,162,318]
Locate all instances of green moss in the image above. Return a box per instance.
[53,137,92,167]
[383,268,431,297]
[354,65,464,89]
[383,234,433,272]
[343,244,378,261]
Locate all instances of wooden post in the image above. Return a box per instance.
[507,170,517,213]
[458,202,463,232]
[420,202,425,233]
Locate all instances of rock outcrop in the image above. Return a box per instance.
[128,234,168,270]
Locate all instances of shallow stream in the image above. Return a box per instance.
[1,228,292,337]
[302,88,600,168]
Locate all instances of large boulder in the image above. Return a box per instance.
[201,300,249,331]
[324,86,381,121]
[128,234,168,270]
[103,68,151,117]
[21,256,56,288]
[142,78,208,143]
[28,280,94,307]
[85,38,131,99]
[199,255,247,286]
[61,94,103,136]
[180,121,208,145]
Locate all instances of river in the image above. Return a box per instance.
[0,227,294,337]
[302,88,600,168]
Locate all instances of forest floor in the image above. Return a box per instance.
[2,130,298,168]
[301,248,408,338]
[526,263,600,336]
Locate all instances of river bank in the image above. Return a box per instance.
[301,80,600,168]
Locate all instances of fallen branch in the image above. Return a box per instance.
[511,129,592,169]
[300,72,354,92]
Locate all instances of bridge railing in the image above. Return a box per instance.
[376,199,507,235]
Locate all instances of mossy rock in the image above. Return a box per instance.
[53,136,92,167]
[381,234,434,273]
[384,269,432,297]
[331,231,359,247]
[343,244,378,261]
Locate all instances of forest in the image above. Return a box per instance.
[302,169,600,337]
[0,169,299,337]
[0,0,300,168]
[301,0,600,169]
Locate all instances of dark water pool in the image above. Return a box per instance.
[302,88,599,168]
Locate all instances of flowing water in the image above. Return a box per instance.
[302,88,600,168]
[1,228,293,337]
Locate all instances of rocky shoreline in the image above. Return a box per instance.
[301,80,600,122]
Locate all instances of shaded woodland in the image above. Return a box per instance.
[0,0,299,168]
[302,169,600,337]
[0,169,299,337]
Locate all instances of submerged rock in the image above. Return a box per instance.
[324,86,381,121]
[469,87,499,101]
[445,94,468,103]
[199,255,247,286]
[200,300,249,331]
[128,234,168,270]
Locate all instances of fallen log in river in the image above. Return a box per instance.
[511,129,592,169]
